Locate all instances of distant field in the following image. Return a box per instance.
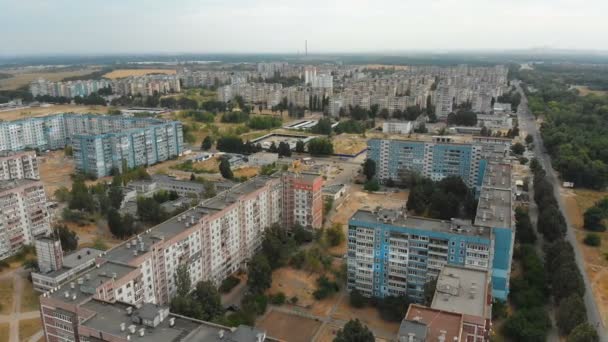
[364,64,409,70]
[0,104,106,121]
[103,69,176,79]
[572,85,608,97]
[0,67,100,90]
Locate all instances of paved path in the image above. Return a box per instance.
[515,81,607,340]
[0,267,42,342]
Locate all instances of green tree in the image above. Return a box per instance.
[108,185,123,209]
[557,294,588,335]
[362,159,376,181]
[69,179,95,212]
[334,319,374,342]
[136,197,167,224]
[349,289,366,308]
[174,264,191,298]
[567,323,599,342]
[54,224,78,252]
[511,142,526,155]
[525,134,534,145]
[583,207,606,231]
[295,140,305,153]
[278,141,292,157]
[248,253,272,294]
[193,281,224,321]
[201,136,213,150]
[377,296,411,322]
[363,179,380,192]
[503,308,551,342]
[219,157,234,179]
[311,118,333,135]
[583,233,601,247]
[307,137,334,155]
[326,225,344,247]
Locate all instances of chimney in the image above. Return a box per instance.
[120,322,126,332]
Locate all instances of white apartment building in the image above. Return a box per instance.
[0,151,39,180]
[0,179,51,260]
[382,121,413,134]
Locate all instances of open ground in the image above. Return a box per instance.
[102,69,176,79]
[571,85,608,97]
[331,134,368,156]
[560,187,608,327]
[0,104,107,121]
[0,67,101,90]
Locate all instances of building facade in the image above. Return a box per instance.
[282,172,324,229]
[367,138,486,190]
[0,179,51,260]
[0,151,39,180]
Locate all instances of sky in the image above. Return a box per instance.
[1,0,607,55]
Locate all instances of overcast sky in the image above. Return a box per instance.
[1,0,607,55]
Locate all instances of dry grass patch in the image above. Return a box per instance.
[233,166,259,179]
[0,323,9,342]
[38,150,75,196]
[331,134,368,155]
[0,67,100,90]
[103,69,176,79]
[18,317,42,342]
[20,279,40,312]
[0,104,107,121]
[0,278,14,315]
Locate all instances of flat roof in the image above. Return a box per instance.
[43,248,103,277]
[350,209,491,239]
[0,178,41,191]
[431,265,491,319]
[475,163,513,229]
[200,176,275,211]
[81,301,199,342]
[404,304,463,342]
[49,261,136,301]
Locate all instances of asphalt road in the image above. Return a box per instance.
[514,81,607,340]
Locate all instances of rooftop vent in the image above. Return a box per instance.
[120,322,126,332]
[77,278,83,285]
[138,328,145,337]
[126,307,133,315]
[128,324,136,334]
[219,330,225,339]
[169,317,175,327]
[70,282,75,289]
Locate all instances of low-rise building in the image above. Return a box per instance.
[382,121,413,134]
[32,247,103,292]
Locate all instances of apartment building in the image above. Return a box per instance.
[0,179,51,260]
[30,78,112,98]
[38,175,287,341]
[382,121,413,134]
[367,137,486,190]
[0,151,39,180]
[0,114,184,178]
[282,172,324,229]
[32,247,103,292]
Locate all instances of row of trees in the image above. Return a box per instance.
[530,159,598,340]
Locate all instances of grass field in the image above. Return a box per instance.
[18,318,42,342]
[103,69,176,79]
[0,67,100,90]
[0,104,107,121]
[0,278,14,315]
[0,323,9,342]
[20,280,40,312]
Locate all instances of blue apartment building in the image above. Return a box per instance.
[367,137,486,191]
[347,162,514,301]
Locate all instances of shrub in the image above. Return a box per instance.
[583,234,601,247]
[269,292,286,305]
[313,276,339,300]
[219,276,241,293]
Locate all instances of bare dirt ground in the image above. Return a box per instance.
[0,67,100,90]
[331,299,401,337]
[331,134,367,155]
[0,104,107,121]
[102,69,176,79]
[257,310,322,342]
[571,85,608,97]
[38,150,75,196]
[560,188,608,326]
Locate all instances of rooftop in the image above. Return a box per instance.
[0,178,41,191]
[402,304,463,342]
[475,163,513,229]
[350,209,491,239]
[48,261,137,301]
[431,265,491,319]
[43,248,103,277]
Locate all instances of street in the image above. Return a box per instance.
[514,81,607,340]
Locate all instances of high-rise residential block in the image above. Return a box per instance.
[0,179,51,260]
[282,172,324,229]
[0,151,39,180]
[34,236,63,274]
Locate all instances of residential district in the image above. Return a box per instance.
[0,61,601,342]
